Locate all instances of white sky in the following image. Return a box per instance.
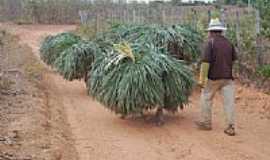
[129,0,215,2]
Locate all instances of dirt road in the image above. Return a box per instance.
[4,24,270,160]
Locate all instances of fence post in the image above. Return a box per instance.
[132,9,136,24]
[79,11,83,24]
[123,9,127,23]
[138,9,142,24]
[192,9,197,30]
[208,10,211,23]
[0,37,3,78]
[146,6,149,24]
[220,8,226,26]
[236,11,241,56]
[161,10,166,25]
[255,9,262,67]
[95,13,100,33]
[79,10,87,25]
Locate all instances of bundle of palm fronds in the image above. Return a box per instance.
[87,42,194,116]
[95,24,202,62]
[54,41,99,81]
[40,32,81,65]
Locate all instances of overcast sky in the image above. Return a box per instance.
[128,0,215,3]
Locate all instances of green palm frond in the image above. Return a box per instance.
[54,41,99,81]
[87,43,194,116]
[94,23,202,62]
[39,23,199,117]
[40,32,81,66]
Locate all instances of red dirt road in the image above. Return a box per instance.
[3,24,270,160]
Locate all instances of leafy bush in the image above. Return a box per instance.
[255,0,270,39]
[226,12,256,54]
[257,65,270,78]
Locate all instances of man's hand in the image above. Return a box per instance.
[198,79,207,88]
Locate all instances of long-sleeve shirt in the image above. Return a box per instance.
[202,35,237,80]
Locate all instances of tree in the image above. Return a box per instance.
[224,0,249,5]
[170,0,184,6]
[255,0,270,38]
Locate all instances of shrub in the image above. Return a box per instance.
[257,65,270,78]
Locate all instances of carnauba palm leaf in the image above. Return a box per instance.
[54,41,99,81]
[40,32,81,66]
[87,42,194,116]
[94,24,202,62]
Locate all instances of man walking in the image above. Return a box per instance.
[196,18,237,136]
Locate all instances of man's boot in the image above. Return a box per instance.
[224,124,236,136]
[195,121,212,130]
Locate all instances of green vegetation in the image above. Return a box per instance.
[0,0,88,24]
[255,0,270,38]
[88,24,198,116]
[226,11,257,54]
[40,32,81,65]
[54,41,99,81]
[257,65,270,78]
[40,23,200,116]
[95,24,202,62]
[75,25,97,40]
[87,43,193,115]
[225,0,270,38]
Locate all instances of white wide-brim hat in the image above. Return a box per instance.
[207,18,227,31]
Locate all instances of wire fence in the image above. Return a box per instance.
[79,6,213,29]
[79,5,270,91]
[79,5,269,64]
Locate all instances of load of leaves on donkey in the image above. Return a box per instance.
[40,23,202,124]
[87,41,194,123]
